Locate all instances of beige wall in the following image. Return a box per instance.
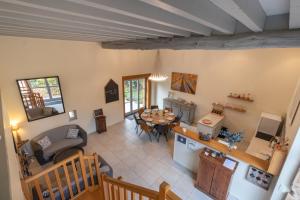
[0,36,156,139]
[155,49,300,141]
[1,92,24,200]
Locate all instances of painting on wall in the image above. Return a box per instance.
[171,72,198,94]
[105,79,119,103]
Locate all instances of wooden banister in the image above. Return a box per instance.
[21,151,182,200]
[159,182,170,200]
[166,191,181,200]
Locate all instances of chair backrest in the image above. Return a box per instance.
[133,114,140,124]
[32,124,80,143]
[156,124,169,134]
[140,121,152,133]
[151,105,159,109]
[176,111,183,121]
[138,108,145,115]
[165,107,172,112]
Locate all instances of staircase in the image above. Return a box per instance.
[21,151,181,200]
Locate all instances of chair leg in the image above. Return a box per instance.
[148,133,152,142]
[139,129,143,136]
[157,132,161,142]
[164,132,168,142]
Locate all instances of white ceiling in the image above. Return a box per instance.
[259,0,290,16]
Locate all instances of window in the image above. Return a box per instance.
[29,78,60,101]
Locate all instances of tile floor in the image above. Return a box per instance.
[84,119,213,200]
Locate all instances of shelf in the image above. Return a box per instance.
[228,95,254,102]
[213,102,246,113]
[224,105,246,113]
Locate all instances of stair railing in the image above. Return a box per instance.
[21,151,181,200]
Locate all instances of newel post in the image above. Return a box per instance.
[159,181,170,200]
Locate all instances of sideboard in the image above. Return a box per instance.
[163,98,196,124]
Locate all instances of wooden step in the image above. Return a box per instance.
[76,189,104,200]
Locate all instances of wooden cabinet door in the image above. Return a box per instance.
[196,156,216,194]
[163,99,172,108]
[172,104,181,116]
[210,166,232,200]
[181,107,191,124]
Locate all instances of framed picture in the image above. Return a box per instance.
[105,79,119,103]
[171,72,198,94]
[16,76,65,122]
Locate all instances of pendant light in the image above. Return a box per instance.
[148,73,168,82]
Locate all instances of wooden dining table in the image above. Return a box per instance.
[140,109,176,125]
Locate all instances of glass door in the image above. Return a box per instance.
[124,78,147,116]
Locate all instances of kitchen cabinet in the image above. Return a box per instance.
[163,98,196,124]
[196,150,237,200]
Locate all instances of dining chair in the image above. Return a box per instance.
[139,120,154,142]
[137,107,145,116]
[175,111,183,122]
[169,111,183,134]
[133,113,143,134]
[150,105,159,110]
[155,124,170,142]
[165,107,172,112]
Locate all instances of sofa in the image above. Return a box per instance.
[31,124,87,165]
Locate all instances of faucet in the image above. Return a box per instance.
[269,136,279,148]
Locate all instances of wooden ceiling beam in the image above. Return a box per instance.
[0,16,152,39]
[140,0,235,34]
[0,1,173,38]
[209,0,266,32]
[0,25,131,40]
[0,0,189,36]
[0,10,160,39]
[290,0,300,29]
[101,29,300,50]
[0,30,115,41]
[66,0,211,36]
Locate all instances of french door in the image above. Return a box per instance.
[123,74,151,117]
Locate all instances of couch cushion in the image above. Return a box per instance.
[32,124,79,144]
[43,138,83,160]
[37,136,52,150]
[66,128,79,139]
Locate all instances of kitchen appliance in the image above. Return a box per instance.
[246,112,282,160]
[197,113,224,139]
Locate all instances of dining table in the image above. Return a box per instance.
[140,109,176,125]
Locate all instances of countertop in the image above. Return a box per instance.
[173,126,270,172]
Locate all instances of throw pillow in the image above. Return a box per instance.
[66,128,79,139]
[37,136,52,150]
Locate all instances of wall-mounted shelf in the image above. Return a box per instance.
[213,103,246,113]
[228,93,254,102]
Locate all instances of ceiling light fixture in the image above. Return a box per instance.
[149,73,168,82]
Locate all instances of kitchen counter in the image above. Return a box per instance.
[173,126,270,172]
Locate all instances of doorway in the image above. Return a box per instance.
[122,74,151,117]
